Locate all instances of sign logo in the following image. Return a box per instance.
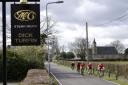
[14,10,36,21]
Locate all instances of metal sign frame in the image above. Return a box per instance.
[1,0,40,85]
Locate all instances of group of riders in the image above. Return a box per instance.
[71,62,105,78]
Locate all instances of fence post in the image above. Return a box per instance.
[115,65,119,80]
[93,68,95,74]
[124,64,128,79]
[108,70,111,78]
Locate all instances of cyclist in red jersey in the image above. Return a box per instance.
[97,63,105,78]
[87,62,93,75]
[77,62,81,72]
[80,62,85,75]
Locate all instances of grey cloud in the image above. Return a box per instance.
[82,0,128,26]
[43,0,128,27]
[89,0,128,25]
[42,0,85,25]
[1,0,128,27]
[98,25,128,40]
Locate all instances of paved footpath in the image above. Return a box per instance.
[45,62,119,85]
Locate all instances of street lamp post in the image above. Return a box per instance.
[46,1,64,75]
[86,22,89,64]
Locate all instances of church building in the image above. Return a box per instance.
[89,39,121,60]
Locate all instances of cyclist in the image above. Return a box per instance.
[87,62,93,75]
[77,62,81,72]
[80,62,85,75]
[71,62,75,70]
[97,63,105,78]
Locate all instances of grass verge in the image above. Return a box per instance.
[104,75,128,85]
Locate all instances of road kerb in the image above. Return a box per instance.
[50,72,63,85]
[103,79,120,85]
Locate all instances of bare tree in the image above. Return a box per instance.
[70,37,87,60]
[109,40,125,54]
[40,16,57,36]
[52,37,60,54]
[40,16,58,46]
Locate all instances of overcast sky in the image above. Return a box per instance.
[41,0,128,49]
[1,0,128,49]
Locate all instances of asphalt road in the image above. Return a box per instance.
[45,62,119,85]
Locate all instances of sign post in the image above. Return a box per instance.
[2,1,7,85]
[0,0,40,85]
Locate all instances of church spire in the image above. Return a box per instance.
[92,38,97,55]
[93,38,96,47]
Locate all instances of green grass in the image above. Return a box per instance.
[84,68,128,85]
[104,75,128,85]
[83,68,128,85]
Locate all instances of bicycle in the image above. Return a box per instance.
[87,63,93,76]
[87,68,93,76]
[71,62,75,70]
[98,68,104,78]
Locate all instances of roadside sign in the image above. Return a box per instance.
[2,0,41,84]
[11,4,40,46]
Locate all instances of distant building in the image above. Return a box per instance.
[72,39,128,60]
[89,39,121,60]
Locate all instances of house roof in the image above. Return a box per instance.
[96,46,118,55]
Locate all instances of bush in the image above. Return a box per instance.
[27,59,44,69]
[66,52,75,59]
[0,48,45,82]
[7,56,28,81]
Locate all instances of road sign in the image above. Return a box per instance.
[0,0,40,2]
[11,4,40,46]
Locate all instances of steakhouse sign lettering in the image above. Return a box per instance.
[11,4,40,46]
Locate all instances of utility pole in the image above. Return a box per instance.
[86,22,89,64]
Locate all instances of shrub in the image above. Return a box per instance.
[0,48,45,81]
[7,56,28,81]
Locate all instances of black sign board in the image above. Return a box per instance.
[11,4,40,46]
[0,0,40,2]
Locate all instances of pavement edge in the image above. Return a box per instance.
[50,72,63,85]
